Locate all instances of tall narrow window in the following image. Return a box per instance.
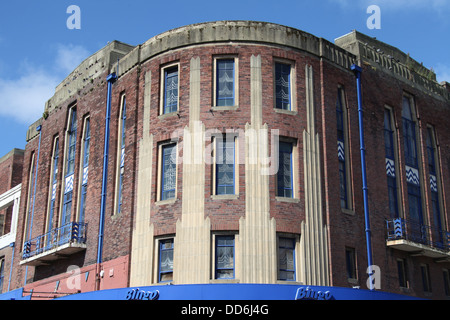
[23,153,35,245]
[275,62,292,110]
[278,237,296,281]
[116,95,126,214]
[421,264,432,293]
[215,59,235,107]
[384,108,400,218]
[336,88,351,209]
[215,235,235,279]
[443,269,450,296]
[426,126,444,248]
[345,247,357,280]
[402,96,424,241]
[78,117,90,223]
[0,257,4,294]
[158,239,174,283]
[163,66,178,114]
[160,143,176,201]
[46,137,59,240]
[61,107,77,238]
[277,141,293,198]
[215,135,235,195]
[397,259,409,288]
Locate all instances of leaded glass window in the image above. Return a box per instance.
[277,141,293,198]
[161,143,176,201]
[215,235,235,279]
[275,62,291,110]
[216,59,235,107]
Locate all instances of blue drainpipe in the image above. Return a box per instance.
[351,64,375,290]
[97,72,117,267]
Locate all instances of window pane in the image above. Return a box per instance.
[164,67,178,114]
[277,142,293,198]
[275,63,291,110]
[162,144,176,200]
[216,59,234,106]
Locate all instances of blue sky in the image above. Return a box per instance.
[0,0,449,157]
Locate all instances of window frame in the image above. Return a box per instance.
[77,116,90,223]
[114,94,127,215]
[46,136,59,237]
[384,106,402,218]
[212,56,239,109]
[158,238,174,283]
[214,234,236,280]
[59,106,77,230]
[157,142,178,202]
[277,236,296,281]
[211,134,238,196]
[273,59,296,112]
[336,86,352,211]
[160,63,180,115]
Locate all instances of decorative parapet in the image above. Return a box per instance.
[336,30,450,102]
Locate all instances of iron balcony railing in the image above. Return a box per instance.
[386,218,450,251]
[22,222,87,260]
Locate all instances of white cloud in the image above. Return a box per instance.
[0,44,89,124]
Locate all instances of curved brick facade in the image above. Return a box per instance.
[4,21,450,300]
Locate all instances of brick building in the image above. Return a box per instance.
[2,21,450,300]
[0,149,24,294]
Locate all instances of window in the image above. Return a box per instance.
[278,237,296,281]
[0,257,4,294]
[214,135,236,195]
[397,259,409,288]
[277,141,293,198]
[384,108,400,218]
[78,117,90,223]
[336,87,351,209]
[61,107,77,237]
[115,95,126,214]
[215,235,235,279]
[23,153,35,244]
[443,269,450,296]
[46,137,59,239]
[160,143,177,201]
[214,57,238,107]
[402,96,424,230]
[158,239,174,283]
[426,127,444,247]
[275,62,292,110]
[345,247,357,280]
[161,65,179,114]
[421,264,432,293]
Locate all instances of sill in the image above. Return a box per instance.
[210,105,239,112]
[155,198,177,206]
[211,194,239,200]
[276,280,304,285]
[341,208,355,216]
[275,196,300,203]
[210,279,240,284]
[158,112,180,120]
[274,108,297,115]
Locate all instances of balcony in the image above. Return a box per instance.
[20,222,87,266]
[386,218,450,261]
